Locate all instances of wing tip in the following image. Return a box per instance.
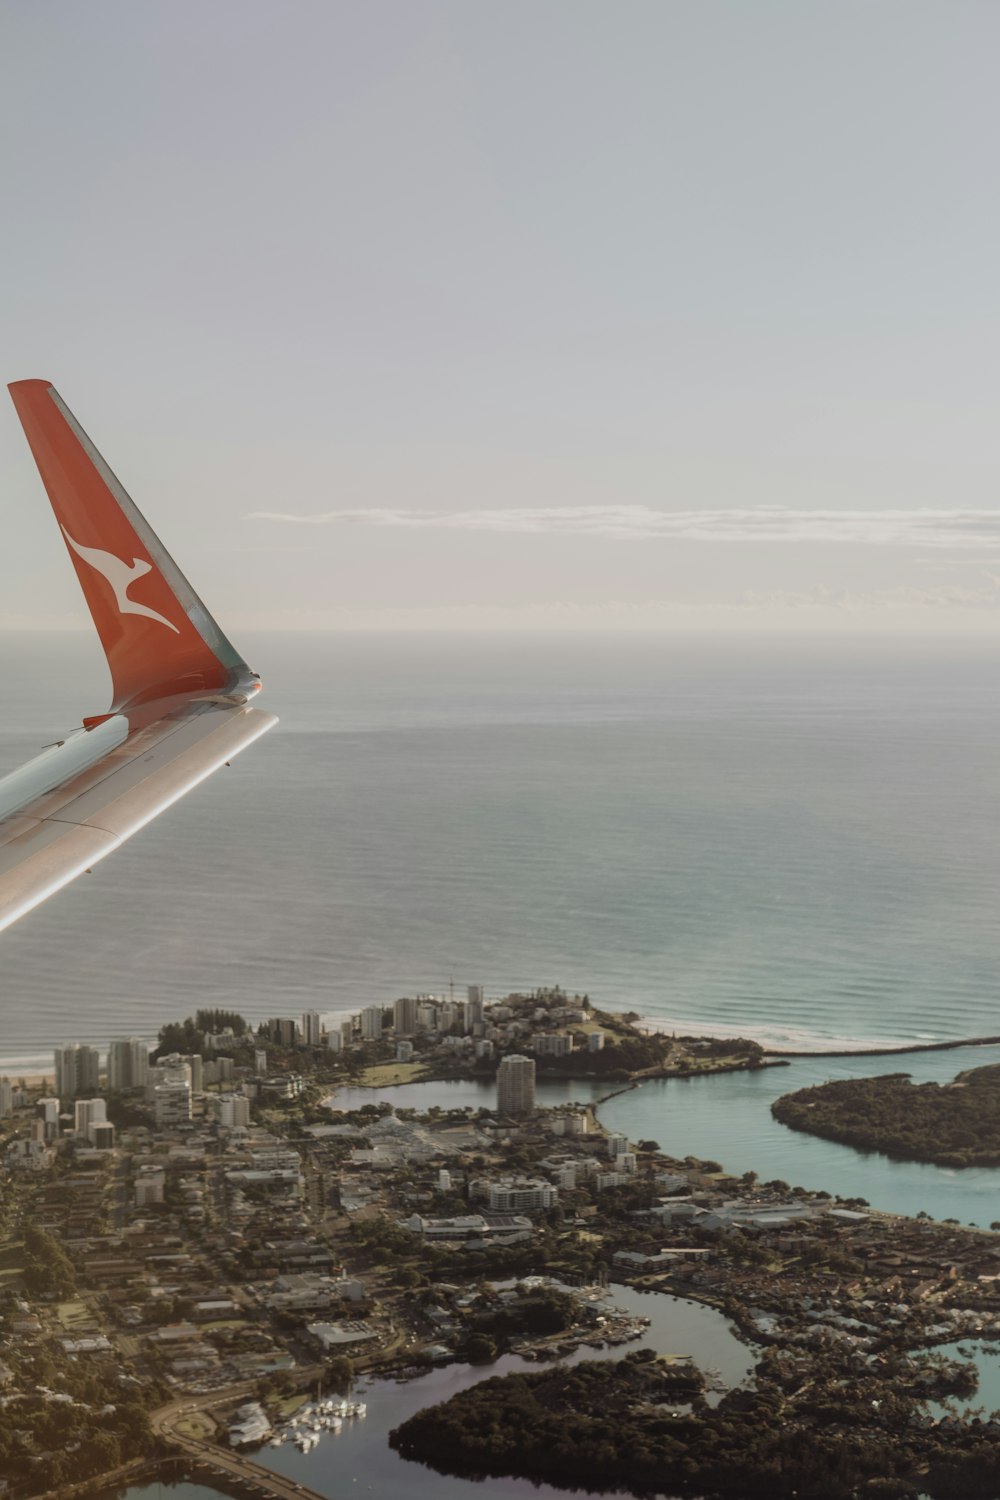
[8,378,54,395]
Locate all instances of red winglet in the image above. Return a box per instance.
[9,380,249,713]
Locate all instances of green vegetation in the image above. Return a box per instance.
[154,1008,249,1058]
[0,1364,154,1492]
[390,1348,1000,1500]
[772,1064,1000,1168]
[23,1224,76,1298]
[458,1284,578,1358]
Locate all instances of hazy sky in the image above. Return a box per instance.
[3,1,1000,632]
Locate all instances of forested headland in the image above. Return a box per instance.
[771,1064,1000,1168]
[389,1348,1000,1500]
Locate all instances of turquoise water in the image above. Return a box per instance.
[926,1340,1000,1421]
[329,1056,1000,1223]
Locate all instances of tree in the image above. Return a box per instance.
[23,1224,76,1298]
[464,1333,498,1363]
[326,1356,354,1393]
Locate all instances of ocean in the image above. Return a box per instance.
[1,630,998,1072]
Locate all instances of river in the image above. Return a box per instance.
[329,1042,1000,1224]
[117,1046,1000,1500]
[117,1286,751,1500]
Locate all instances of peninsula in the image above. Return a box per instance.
[771,1063,1000,1169]
[1,991,999,1500]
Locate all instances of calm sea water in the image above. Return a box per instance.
[48,628,997,1500]
[2,630,999,1071]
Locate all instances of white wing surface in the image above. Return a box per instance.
[1,381,277,934]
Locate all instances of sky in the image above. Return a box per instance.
[2,1,1000,633]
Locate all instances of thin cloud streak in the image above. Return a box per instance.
[247,505,1000,549]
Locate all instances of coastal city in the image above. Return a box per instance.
[0,989,1000,1498]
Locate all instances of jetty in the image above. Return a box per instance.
[763,1032,1000,1059]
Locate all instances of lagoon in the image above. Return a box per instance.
[328,1044,1000,1225]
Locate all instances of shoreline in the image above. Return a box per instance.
[14,1033,1000,1094]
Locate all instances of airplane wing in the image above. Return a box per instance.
[0,380,277,934]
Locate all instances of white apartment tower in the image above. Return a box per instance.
[215,1094,251,1128]
[74,1098,107,1136]
[153,1079,192,1128]
[360,1006,384,1041]
[146,1056,192,1101]
[496,1054,536,1117]
[107,1037,150,1092]
[54,1044,100,1099]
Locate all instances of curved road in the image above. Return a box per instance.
[152,1386,330,1500]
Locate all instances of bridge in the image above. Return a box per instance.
[27,1379,334,1500]
[152,1391,332,1500]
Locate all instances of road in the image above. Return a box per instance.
[152,1382,331,1500]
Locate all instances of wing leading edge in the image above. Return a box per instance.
[1,381,277,935]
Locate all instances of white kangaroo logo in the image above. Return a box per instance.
[61,527,180,634]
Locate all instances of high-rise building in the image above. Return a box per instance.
[393,996,419,1036]
[301,1011,322,1047]
[0,1079,11,1119]
[463,992,485,1033]
[214,1094,251,1128]
[360,1006,384,1041]
[153,1079,192,1128]
[255,1049,268,1074]
[54,1044,100,1099]
[188,1054,204,1095]
[74,1098,107,1136]
[496,1054,536,1117]
[146,1056,191,1101]
[269,1017,297,1048]
[326,1030,343,1054]
[107,1037,150,1092]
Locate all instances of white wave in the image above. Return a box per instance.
[640,1014,938,1054]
